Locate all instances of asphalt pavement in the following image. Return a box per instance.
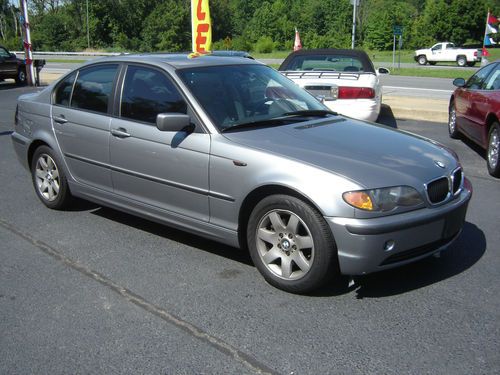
[0,85,499,374]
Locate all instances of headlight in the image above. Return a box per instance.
[343,186,423,212]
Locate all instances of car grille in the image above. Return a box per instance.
[452,169,462,194]
[425,167,463,205]
[426,177,449,204]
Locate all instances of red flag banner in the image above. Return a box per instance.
[489,14,499,24]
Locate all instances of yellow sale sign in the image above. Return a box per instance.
[191,0,212,53]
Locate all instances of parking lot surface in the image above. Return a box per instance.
[1,84,498,374]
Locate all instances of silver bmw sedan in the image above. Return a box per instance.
[11,54,472,293]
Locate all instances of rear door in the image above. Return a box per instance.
[109,64,210,220]
[52,64,119,191]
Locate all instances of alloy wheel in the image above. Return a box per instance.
[255,209,314,280]
[488,127,499,170]
[35,153,60,201]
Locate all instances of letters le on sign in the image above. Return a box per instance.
[191,0,212,55]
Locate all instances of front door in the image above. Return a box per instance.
[109,64,210,220]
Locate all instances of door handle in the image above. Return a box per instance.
[53,115,68,124]
[111,128,131,138]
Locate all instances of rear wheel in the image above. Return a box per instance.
[31,146,72,209]
[456,56,467,67]
[448,100,460,139]
[247,194,342,294]
[487,122,500,177]
[15,68,26,85]
[417,55,427,65]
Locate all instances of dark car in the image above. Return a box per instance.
[0,46,27,84]
[449,61,500,177]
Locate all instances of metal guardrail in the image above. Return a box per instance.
[13,51,123,56]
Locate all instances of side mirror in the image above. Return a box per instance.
[453,78,466,87]
[156,113,193,132]
[377,67,390,75]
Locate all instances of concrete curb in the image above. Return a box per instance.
[383,95,448,123]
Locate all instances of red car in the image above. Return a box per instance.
[449,61,500,177]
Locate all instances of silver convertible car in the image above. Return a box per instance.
[12,54,472,293]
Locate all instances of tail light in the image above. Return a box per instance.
[338,87,375,99]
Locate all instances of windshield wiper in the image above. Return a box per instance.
[282,109,338,117]
[221,117,299,133]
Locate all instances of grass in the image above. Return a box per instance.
[389,67,474,79]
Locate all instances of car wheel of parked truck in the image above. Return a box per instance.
[247,195,342,294]
[487,122,500,177]
[417,55,427,65]
[15,68,26,85]
[456,56,467,67]
[31,146,72,210]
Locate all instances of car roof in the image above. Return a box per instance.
[80,53,259,70]
[279,48,375,73]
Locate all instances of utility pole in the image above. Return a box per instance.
[20,0,35,86]
[86,0,90,49]
[351,0,360,49]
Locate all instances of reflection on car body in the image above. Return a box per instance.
[12,53,471,293]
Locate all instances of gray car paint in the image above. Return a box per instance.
[11,54,472,276]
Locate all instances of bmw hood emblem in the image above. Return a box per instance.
[434,160,446,169]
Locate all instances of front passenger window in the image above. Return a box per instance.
[120,66,187,124]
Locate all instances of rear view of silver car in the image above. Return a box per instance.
[12,54,471,294]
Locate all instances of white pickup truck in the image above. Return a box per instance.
[414,42,480,67]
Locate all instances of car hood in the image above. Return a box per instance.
[222,116,458,189]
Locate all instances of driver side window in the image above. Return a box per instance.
[465,63,497,90]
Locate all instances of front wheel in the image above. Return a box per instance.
[31,146,72,209]
[247,194,342,294]
[487,122,500,177]
[417,55,427,65]
[448,100,460,139]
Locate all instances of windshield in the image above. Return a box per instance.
[177,64,327,131]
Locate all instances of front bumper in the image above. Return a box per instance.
[326,180,472,275]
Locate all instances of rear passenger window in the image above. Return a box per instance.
[54,72,76,106]
[71,64,118,114]
[120,65,187,124]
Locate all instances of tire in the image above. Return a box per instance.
[487,122,500,177]
[429,61,437,66]
[448,100,460,139]
[15,68,26,85]
[417,55,427,65]
[31,146,72,209]
[456,56,467,67]
[247,194,342,294]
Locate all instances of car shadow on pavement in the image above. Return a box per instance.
[351,222,485,299]
[376,104,398,128]
[91,206,254,266]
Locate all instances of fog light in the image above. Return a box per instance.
[384,240,395,252]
